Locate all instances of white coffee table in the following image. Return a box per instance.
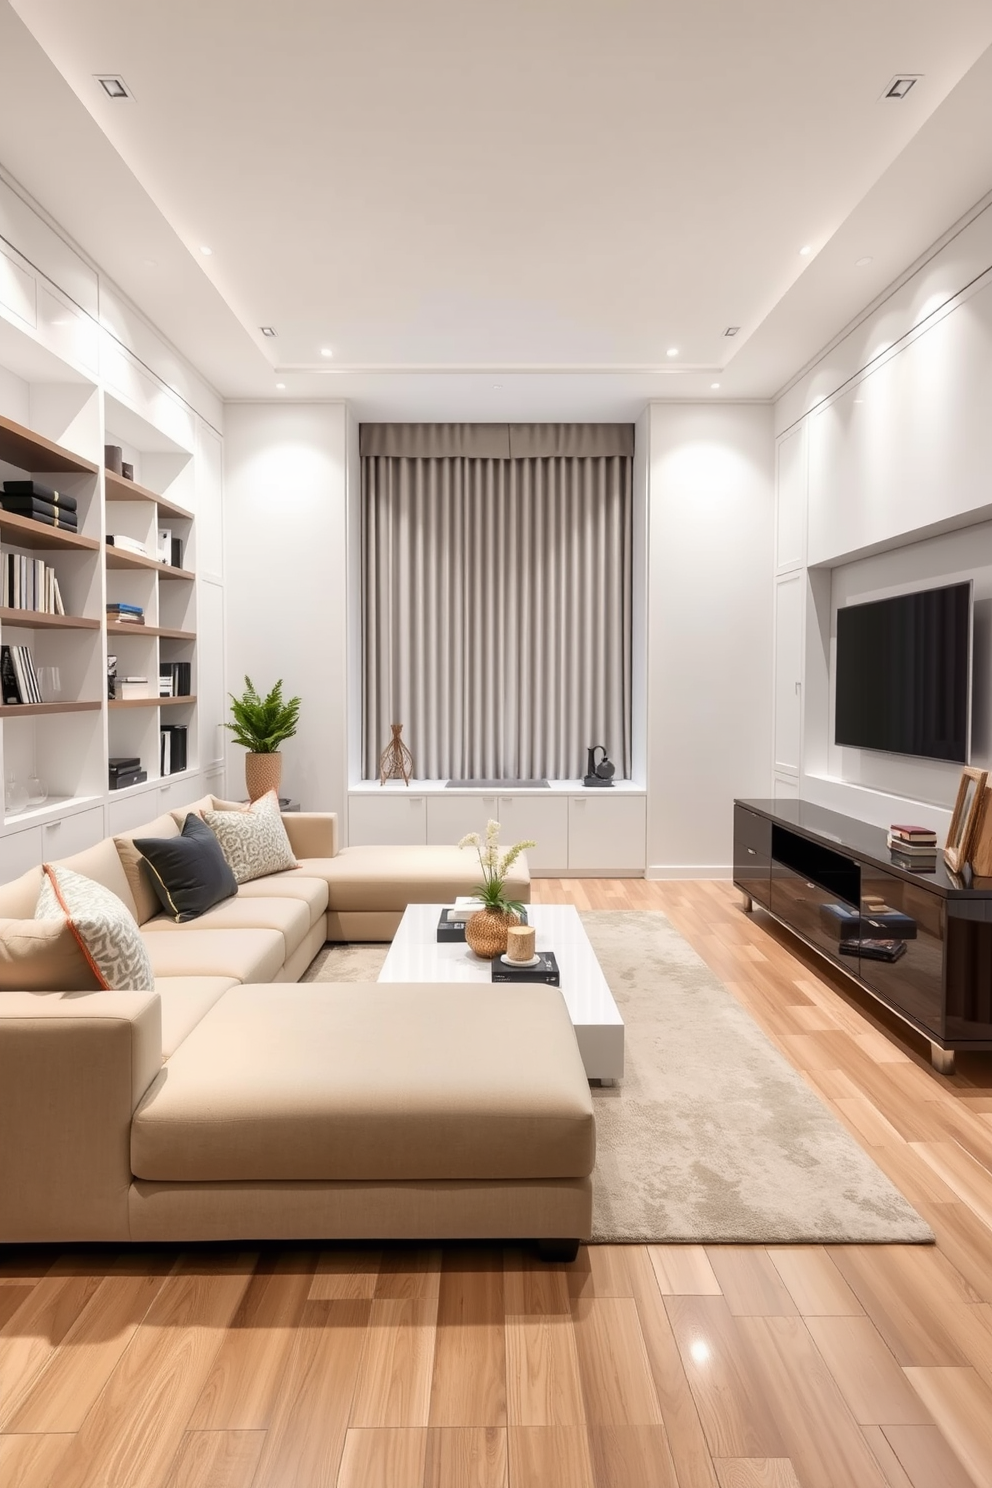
[379,903,625,1083]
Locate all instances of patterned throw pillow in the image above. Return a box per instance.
[202,790,298,885]
[36,864,154,991]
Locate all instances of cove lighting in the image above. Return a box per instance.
[666,347,679,358]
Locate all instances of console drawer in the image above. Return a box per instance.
[733,807,771,908]
[770,862,858,966]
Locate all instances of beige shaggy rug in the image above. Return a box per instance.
[304,910,933,1244]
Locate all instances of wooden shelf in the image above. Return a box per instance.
[0,511,99,552]
[0,412,99,476]
[105,543,193,579]
[0,608,100,631]
[0,700,102,717]
[107,623,196,641]
[109,694,196,710]
[105,469,192,520]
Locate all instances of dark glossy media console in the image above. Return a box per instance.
[734,798,992,1074]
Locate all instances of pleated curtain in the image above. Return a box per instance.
[362,425,632,782]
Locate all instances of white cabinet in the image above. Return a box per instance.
[774,572,803,777]
[0,825,43,882]
[426,793,499,845]
[493,795,568,873]
[568,795,646,872]
[350,792,427,846]
[42,806,103,861]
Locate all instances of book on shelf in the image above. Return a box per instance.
[161,723,188,773]
[109,755,141,776]
[1,645,21,704]
[117,677,153,700]
[491,950,560,986]
[886,832,938,856]
[107,654,117,701]
[158,527,172,564]
[3,643,41,704]
[1,553,65,615]
[170,537,182,568]
[889,851,938,874]
[159,661,191,697]
[0,496,78,531]
[109,768,147,791]
[3,481,77,511]
[106,535,149,557]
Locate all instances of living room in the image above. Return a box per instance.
[4,2,992,1486]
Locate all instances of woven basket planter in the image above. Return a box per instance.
[245,751,282,802]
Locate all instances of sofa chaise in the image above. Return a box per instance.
[0,795,594,1254]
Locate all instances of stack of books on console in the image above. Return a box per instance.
[1,481,78,532]
[107,534,149,558]
[107,602,144,626]
[887,823,938,871]
[109,757,146,791]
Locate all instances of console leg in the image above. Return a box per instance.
[537,1239,580,1263]
[930,1042,955,1076]
[739,890,753,913]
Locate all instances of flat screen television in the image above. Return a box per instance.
[835,581,972,763]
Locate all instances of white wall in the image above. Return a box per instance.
[223,402,349,815]
[645,403,775,877]
[776,192,992,836]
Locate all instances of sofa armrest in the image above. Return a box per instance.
[0,990,161,1241]
[283,811,338,859]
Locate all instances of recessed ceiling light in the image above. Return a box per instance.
[882,75,921,100]
[710,383,721,390]
[275,382,286,390]
[724,326,740,337]
[96,75,130,99]
[855,256,873,267]
[320,347,333,358]
[199,245,213,257]
[260,326,277,337]
[666,347,679,358]
[799,245,812,257]
[493,383,503,389]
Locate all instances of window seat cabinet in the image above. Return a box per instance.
[734,798,992,1074]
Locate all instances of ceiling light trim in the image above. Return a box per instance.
[881,74,922,101]
[95,74,131,99]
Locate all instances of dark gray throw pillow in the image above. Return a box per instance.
[134,813,238,922]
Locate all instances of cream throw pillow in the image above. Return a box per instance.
[36,864,154,991]
[202,790,298,884]
[0,917,100,991]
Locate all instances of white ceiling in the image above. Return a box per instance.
[3,0,992,416]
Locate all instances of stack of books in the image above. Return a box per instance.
[107,602,144,626]
[159,661,191,697]
[1,481,78,532]
[107,535,149,559]
[2,554,65,613]
[887,823,938,870]
[109,756,146,791]
[0,643,42,703]
[116,676,152,700]
[160,724,188,774]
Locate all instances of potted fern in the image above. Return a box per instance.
[224,676,301,801]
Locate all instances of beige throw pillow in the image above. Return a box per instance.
[0,917,100,991]
[202,790,298,884]
[36,864,155,991]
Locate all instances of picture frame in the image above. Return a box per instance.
[943,766,988,874]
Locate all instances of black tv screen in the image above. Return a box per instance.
[835,582,972,763]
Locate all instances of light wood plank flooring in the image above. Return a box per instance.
[5,879,992,1486]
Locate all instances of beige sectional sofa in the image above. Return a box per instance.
[0,796,594,1253]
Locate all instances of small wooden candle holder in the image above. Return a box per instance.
[506,925,536,962]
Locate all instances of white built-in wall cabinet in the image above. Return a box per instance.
[348,781,647,875]
[0,174,225,879]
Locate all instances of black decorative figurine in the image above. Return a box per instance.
[583,745,615,787]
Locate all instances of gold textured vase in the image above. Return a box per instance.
[465,907,520,959]
[245,751,282,802]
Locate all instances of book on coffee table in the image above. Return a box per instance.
[491,950,560,986]
[437,906,528,943]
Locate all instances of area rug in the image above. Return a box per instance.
[303,910,933,1244]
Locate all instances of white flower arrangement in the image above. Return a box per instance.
[458,818,536,914]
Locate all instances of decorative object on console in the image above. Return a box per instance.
[134,813,238,922]
[967,786,992,878]
[202,790,298,884]
[458,819,535,958]
[35,863,154,991]
[944,766,987,874]
[379,721,414,785]
[583,744,615,787]
[224,675,301,801]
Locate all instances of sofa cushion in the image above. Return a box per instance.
[0,917,101,991]
[114,812,182,925]
[0,866,43,920]
[143,896,311,962]
[130,981,595,1183]
[297,845,530,914]
[202,792,298,884]
[133,815,238,923]
[141,927,285,985]
[51,838,139,920]
[236,873,328,930]
[37,865,154,991]
[154,976,239,1060]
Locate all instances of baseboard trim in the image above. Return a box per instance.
[646,864,733,881]
[530,869,645,879]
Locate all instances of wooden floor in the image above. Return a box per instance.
[5,881,992,1487]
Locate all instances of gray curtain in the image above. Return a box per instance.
[362,426,632,781]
